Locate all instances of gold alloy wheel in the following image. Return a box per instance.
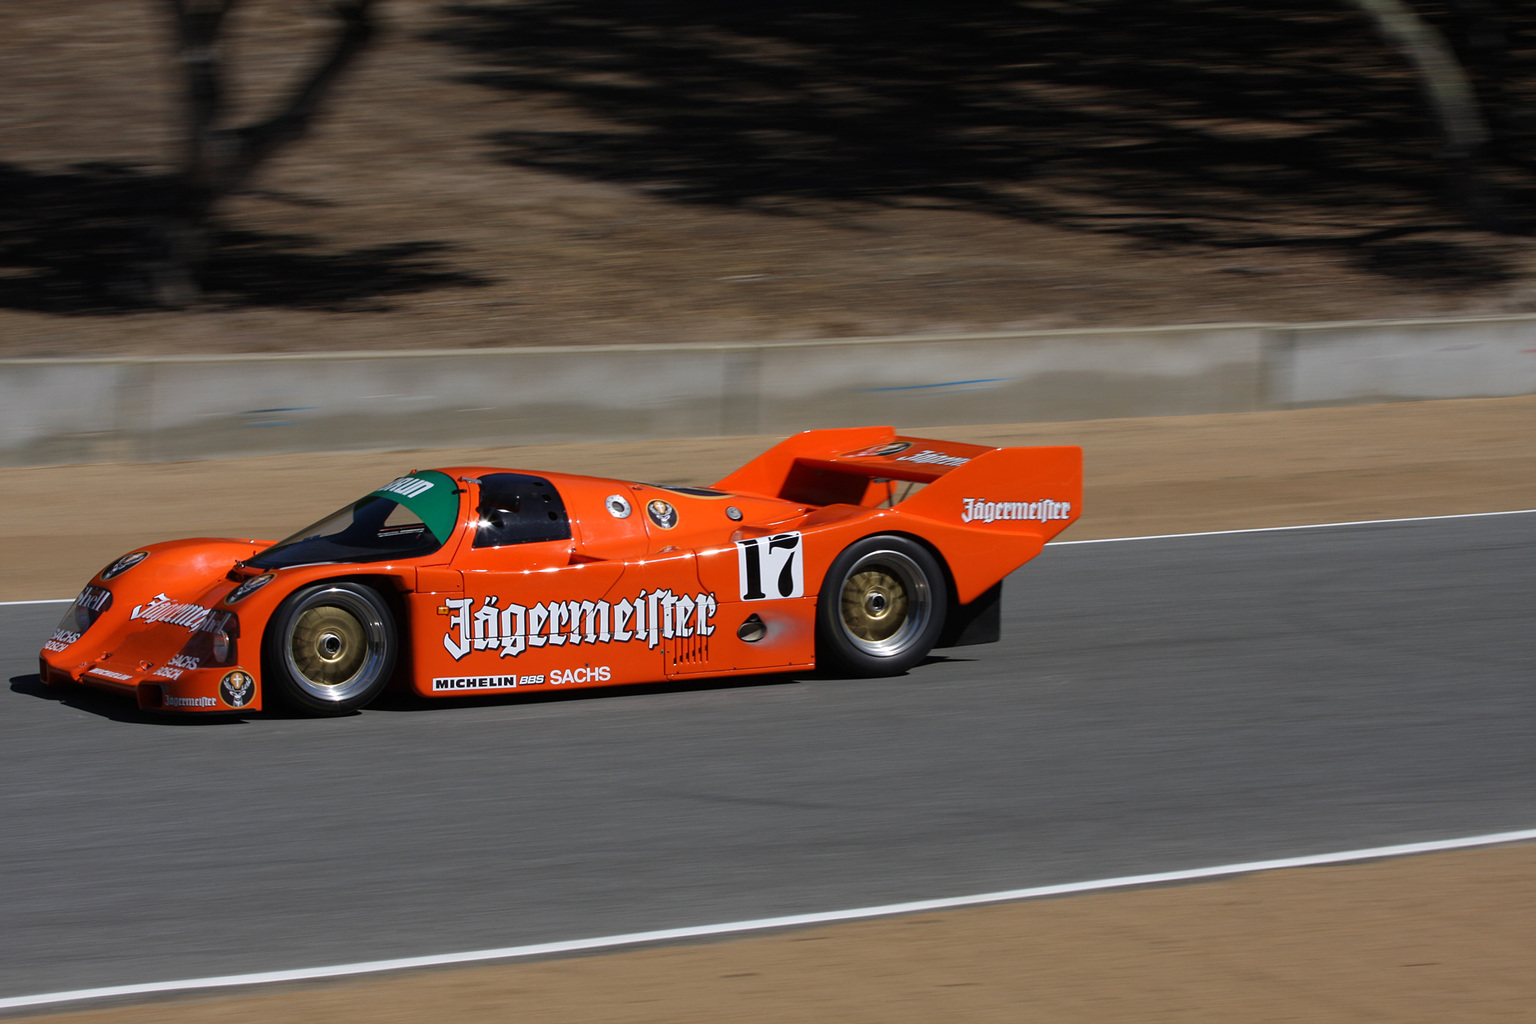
[835,549,932,659]
[278,585,393,705]
[840,569,910,643]
[289,605,367,687]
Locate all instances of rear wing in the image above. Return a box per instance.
[713,426,994,507]
[715,426,1081,607]
[715,427,1082,605]
[715,427,1080,525]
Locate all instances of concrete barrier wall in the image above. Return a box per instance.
[1272,317,1536,404]
[3,314,1534,466]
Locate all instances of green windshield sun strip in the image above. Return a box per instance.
[368,470,460,544]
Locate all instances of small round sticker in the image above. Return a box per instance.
[219,670,255,708]
[646,499,678,530]
[605,494,632,519]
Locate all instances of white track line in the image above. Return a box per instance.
[3,508,1532,611]
[3,827,1532,1013]
[1053,507,1536,546]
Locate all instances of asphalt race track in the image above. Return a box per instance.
[2,514,1533,1002]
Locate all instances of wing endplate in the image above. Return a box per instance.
[895,444,1083,602]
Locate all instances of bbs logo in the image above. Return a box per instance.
[736,532,804,601]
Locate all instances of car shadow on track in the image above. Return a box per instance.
[366,654,975,713]
[366,671,808,713]
[9,673,248,725]
[10,655,973,722]
[7,670,808,722]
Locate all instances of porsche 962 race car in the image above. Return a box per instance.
[39,427,1081,715]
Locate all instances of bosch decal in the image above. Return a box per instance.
[154,655,199,680]
[43,629,81,653]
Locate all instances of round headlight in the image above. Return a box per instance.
[212,630,233,664]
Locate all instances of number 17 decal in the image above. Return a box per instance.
[736,532,804,601]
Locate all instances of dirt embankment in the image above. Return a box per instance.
[4,393,1534,601]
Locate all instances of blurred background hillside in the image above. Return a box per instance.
[5,0,1536,355]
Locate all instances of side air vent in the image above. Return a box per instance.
[670,631,710,667]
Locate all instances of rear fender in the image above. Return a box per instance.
[894,446,1082,603]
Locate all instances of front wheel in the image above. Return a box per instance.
[816,535,946,677]
[264,582,397,715]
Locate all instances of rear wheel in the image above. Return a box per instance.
[816,535,946,677]
[264,583,397,715]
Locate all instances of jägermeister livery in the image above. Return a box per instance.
[39,428,1081,716]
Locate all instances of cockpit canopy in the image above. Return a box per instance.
[244,470,579,569]
[248,471,461,569]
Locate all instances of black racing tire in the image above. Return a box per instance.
[263,582,397,716]
[815,535,947,677]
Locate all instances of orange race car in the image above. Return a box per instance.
[39,427,1081,716]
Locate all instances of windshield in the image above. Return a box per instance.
[247,471,461,569]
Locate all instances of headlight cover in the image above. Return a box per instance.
[56,585,113,638]
[100,551,149,581]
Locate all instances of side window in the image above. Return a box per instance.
[473,473,572,548]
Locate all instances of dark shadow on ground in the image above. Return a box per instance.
[10,673,246,725]
[11,671,800,722]
[13,661,972,722]
[431,0,1536,286]
[0,162,490,313]
[367,671,803,713]
[369,656,976,715]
